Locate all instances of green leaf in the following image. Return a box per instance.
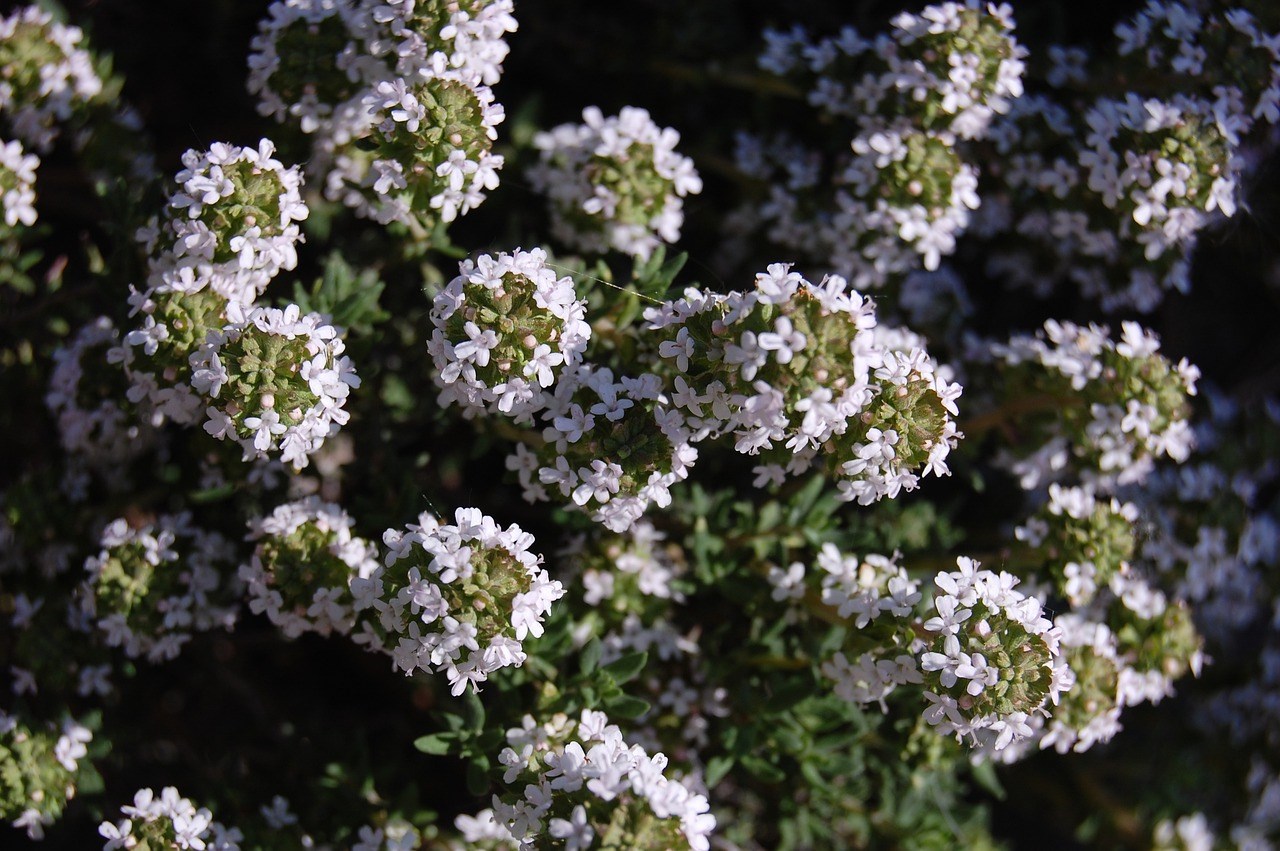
[632,246,688,299]
[786,474,828,526]
[461,688,486,730]
[705,755,735,788]
[605,694,650,719]
[757,500,782,533]
[413,733,456,755]
[740,753,787,784]
[579,638,602,676]
[465,758,490,796]
[291,252,389,334]
[600,650,648,685]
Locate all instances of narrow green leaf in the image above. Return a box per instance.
[579,638,602,676]
[600,650,648,685]
[705,755,735,788]
[605,695,650,719]
[413,733,455,755]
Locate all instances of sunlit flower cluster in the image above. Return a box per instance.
[530,106,703,259]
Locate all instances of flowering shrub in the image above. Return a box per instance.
[2,0,1280,849]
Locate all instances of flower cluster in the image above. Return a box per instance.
[990,319,1198,490]
[0,138,37,229]
[530,106,703,260]
[247,0,377,135]
[981,91,1244,312]
[820,649,923,712]
[363,0,517,86]
[570,521,688,612]
[1103,571,1203,700]
[506,365,698,531]
[6,0,1280,847]
[429,247,591,421]
[1137,398,1280,641]
[120,139,311,419]
[268,0,517,229]
[98,787,242,851]
[646,264,961,504]
[917,558,1069,752]
[1113,2,1280,127]
[735,1,1023,285]
[45,317,154,480]
[760,1,1026,138]
[353,508,563,695]
[1031,614,1124,755]
[136,138,308,308]
[241,497,380,639]
[1015,483,1139,606]
[80,515,238,662]
[191,304,360,467]
[1,714,94,840]
[844,127,980,272]
[478,709,715,850]
[771,543,921,635]
[0,6,103,152]
[326,68,505,227]
[248,0,517,135]
[116,141,359,468]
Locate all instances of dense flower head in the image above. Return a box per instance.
[359,0,517,87]
[1015,483,1140,606]
[1113,1,1280,127]
[80,515,238,663]
[845,126,980,271]
[530,106,703,260]
[356,507,563,694]
[774,543,923,640]
[153,138,309,304]
[980,89,1244,312]
[1035,614,1124,755]
[813,543,921,627]
[1,714,94,840]
[0,137,38,228]
[645,264,961,504]
[759,1,1025,140]
[190,304,360,469]
[429,247,591,421]
[506,365,698,531]
[119,279,235,428]
[1136,400,1280,640]
[241,497,380,638]
[117,140,312,430]
[248,0,518,234]
[484,708,716,850]
[325,70,503,227]
[98,786,241,851]
[729,131,970,289]
[1105,572,1203,691]
[918,557,1069,752]
[991,319,1199,490]
[248,0,516,134]
[739,3,1022,288]
[567,521,688,613]
[46,317,154,472]
[247,0,378,134]
[5,1,1280,846]
[0,6,104,152]
[884,2,1026,139]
